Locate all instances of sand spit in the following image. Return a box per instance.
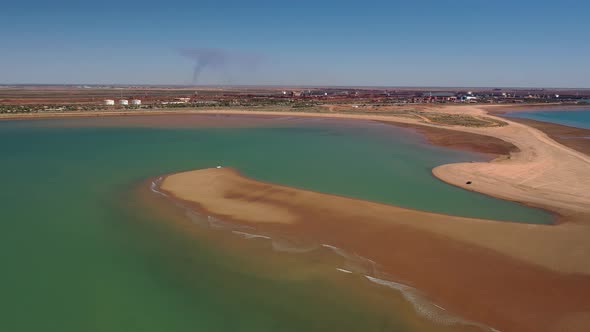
[425,107,590,220]
[160,167,590,332]
[500,116,590,156]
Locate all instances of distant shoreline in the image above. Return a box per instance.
[1,102,588,121]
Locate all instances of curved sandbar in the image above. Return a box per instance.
[160,167,590,332]
[191,106,590,218]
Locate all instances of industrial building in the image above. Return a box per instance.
[104,99,115,106]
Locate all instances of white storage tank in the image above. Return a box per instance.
[131,99,142,105]
[104,99,115,106]
[119,99,129,106]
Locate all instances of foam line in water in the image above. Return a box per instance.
[232,230,271,240]
[231,231,321,254]
[271,238,319,253]
[364,276,500,332]
[321,244,378,275]
[336,268,353,274]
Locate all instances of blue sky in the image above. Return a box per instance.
[1,0,589,87]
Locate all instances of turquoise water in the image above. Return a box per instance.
[507,108,590,129]
[0,115,552,332]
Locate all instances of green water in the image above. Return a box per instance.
[0,116,551,332]
[507,108,590,129]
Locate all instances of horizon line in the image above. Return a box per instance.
[2,83,590,90]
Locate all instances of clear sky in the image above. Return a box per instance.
[1,0,589,87]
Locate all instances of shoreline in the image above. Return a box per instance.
[0,102,587,123]
[157,167,590,332]
[4,105,588,219]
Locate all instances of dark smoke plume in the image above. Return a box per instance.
[179,48,261,84]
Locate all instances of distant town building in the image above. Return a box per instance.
[421,92,458,102]
[460,95,478,102]
[301,90,330,97]
[119,100,129,105]
[104,99,115,106]
[131,99,142,105]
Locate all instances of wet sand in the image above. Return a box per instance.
[159,167,590,332]
[386,121,519,156]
